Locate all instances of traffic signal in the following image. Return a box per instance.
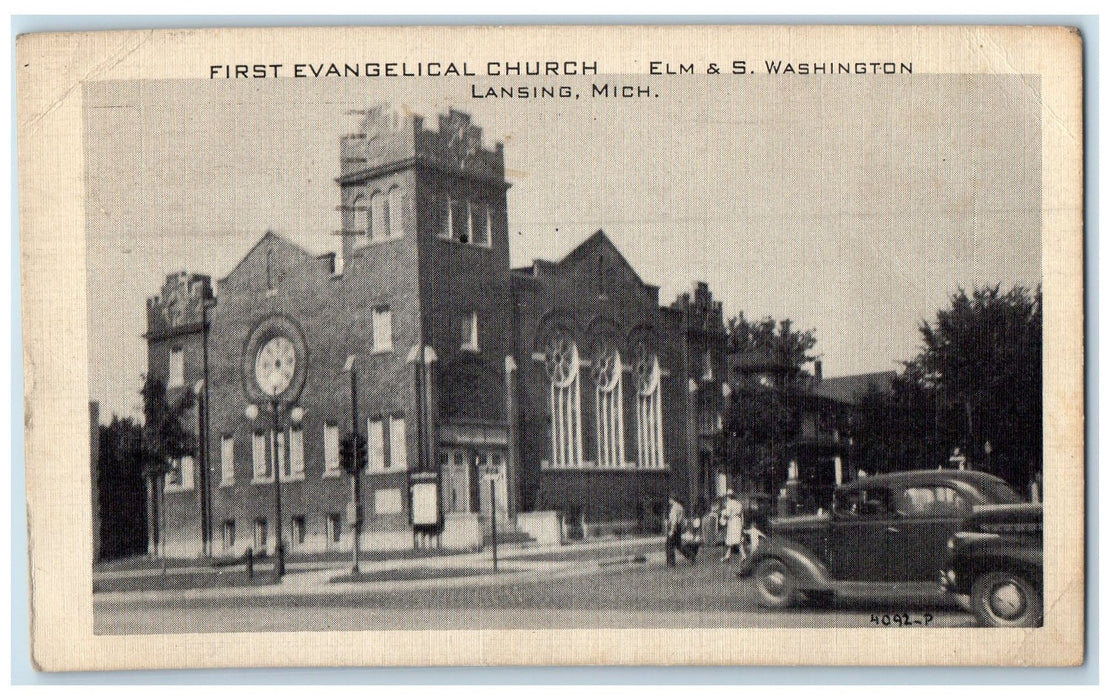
[340,432,367,475]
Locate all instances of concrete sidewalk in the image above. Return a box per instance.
[94,535,663,605]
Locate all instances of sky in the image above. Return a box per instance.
[85,74,1041,420]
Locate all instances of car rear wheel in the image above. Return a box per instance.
[970,570,1042,627]
[752,558,798,609]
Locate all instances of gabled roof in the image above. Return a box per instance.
[219,231,317,283]
[813,370,897,405]
[534,229,648,288]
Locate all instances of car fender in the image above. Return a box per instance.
[948,541,1042,594]
[736,538,833,591]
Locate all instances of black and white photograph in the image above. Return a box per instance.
[18,24,1084,669]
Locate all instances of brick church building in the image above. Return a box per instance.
[145,106,727,557]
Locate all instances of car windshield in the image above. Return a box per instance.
[980,476,1024,504]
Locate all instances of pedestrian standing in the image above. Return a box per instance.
[720,490,745,562]
[665,494,685,567]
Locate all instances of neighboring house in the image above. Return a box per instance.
[726,350,897,511]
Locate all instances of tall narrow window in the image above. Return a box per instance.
[265,249,274,290]
[592,342,625,468]
[252,431,269,480]
[366,418,385,472]
[544,330,583,468]
[167,456,194,490]
[635,348,665,469]
[254,518,268,551]
[221,520,235,550]
[460,311,479,352]
[372,307,392,352]
[369,191,382,240]
[275,431,288,478]
[381,189,392,238]
[349,194,366,236]
[290,516,306,546]
[438,196,453,239]
[168,348,184,388]
[389,416,408,472]
[220,435,235,486]
[387,186,402,237]
[326,513,342,545]
[323,423,341,476]
[289,425,305,478]
[451,198,469,242]
[180,456,194,489]
[470,201,489,246]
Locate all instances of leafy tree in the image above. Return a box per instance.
[726,313,818,388]
[850,370,946,476]
[720,314,818,493]
[140,375,196,559]
[97,416,146,560]
[910,285,1042,490]
[851,285,1041,493]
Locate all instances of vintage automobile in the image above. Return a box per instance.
[940,502,1043,627]
[736,470,1024,608]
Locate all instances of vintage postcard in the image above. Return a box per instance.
[17,24,1084,670]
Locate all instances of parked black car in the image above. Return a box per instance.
[940,502,1043,627]
[736,470,1025,609]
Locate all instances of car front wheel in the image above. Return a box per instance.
[970,570,1042,628]
[752,558,798,609]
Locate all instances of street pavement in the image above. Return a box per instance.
[93,536,977,634]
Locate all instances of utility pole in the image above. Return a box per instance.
[344,355,362,574]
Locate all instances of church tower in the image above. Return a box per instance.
[337,106,516,527]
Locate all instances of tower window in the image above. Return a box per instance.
[369,191,383,240]
[460,311,479,352]
[168,347,184,388]
[470,201,489,246]
[438,196,453,239]
[387,186,402,238]
[451,199,469,243]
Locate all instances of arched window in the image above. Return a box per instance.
[387,186,401,237]
[349,194,368,237]
[634,344,665,469]
[544,330,582,468]
[591,340,625,468]
[368,191,382,240]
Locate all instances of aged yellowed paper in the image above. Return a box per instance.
[18,25,1083,670]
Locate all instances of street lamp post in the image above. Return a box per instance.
[246,401,302,583]
[344,354,362,575]
[270,399,285,581]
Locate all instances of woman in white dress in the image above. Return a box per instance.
[720,491,745,562]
